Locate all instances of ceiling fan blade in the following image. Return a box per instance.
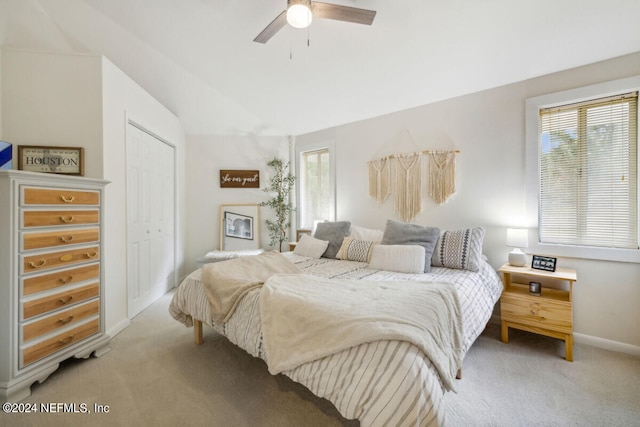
[312,2,376,25]
[253,10,287,43]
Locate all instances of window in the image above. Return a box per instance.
[295,140,335,230]
[526,77,640,263]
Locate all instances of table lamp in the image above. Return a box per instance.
[507,228,528,267]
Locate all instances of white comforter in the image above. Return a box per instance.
[169,254,502,426]
[261,274,463,392]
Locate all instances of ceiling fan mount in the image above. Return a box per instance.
[254,0,377,44]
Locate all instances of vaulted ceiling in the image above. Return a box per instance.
[1,0,639,136]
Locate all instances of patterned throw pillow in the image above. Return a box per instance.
[336,237,378,262]
[431,227,485,271]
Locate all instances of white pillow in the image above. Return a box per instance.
[368,244,426,274]
[350,225,384,242]
[293,234,329,258]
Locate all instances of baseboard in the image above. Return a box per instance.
[489,314,640,357]
[574,333,640,357]
[107,318,131,338]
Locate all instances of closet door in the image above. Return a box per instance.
[126,123,176,318]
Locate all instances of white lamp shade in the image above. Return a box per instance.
[506,228,528,266]
[287,1,313,28]
[506,228,528,248]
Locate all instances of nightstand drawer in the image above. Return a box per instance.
[501,292,572,333]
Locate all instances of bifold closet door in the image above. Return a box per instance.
[126,122,176,318]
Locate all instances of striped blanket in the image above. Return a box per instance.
[261,274,463,392]
[169,253,502,426]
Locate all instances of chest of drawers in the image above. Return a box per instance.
[0,170,111,402]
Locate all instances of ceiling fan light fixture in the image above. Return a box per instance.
[287,0,313,29]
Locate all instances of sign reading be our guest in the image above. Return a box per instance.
[219,170,260,188]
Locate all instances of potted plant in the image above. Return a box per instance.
[261,157,296,251]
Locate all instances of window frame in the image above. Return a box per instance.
[525,76,640,264]
[294,138,336,230]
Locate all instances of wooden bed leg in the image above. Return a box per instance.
[456,368,462,379]
[194,319,204,345]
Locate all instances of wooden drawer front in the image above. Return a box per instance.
[22,319,100,367]
[22,300,99,342]
[23,228,99,250]
[23,210,99,227]
[23,264,100,296]
[23,246,99,273]
[23,283,100,320]
[501,294,572,333]
[23,188,99,206]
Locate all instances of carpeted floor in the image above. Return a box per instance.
[2,290,639,427]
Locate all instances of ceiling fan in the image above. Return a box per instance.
[254,0,377,44]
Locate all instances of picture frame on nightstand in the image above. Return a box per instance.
[531,254,557,272]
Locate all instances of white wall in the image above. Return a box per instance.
[101,57,186,335]
[296,52,640,352]
[184,135,289,271]
[1,49,186,337]
[1,49,103,176]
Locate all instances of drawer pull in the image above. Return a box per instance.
[57,315,74,325]
[58,296,74,305]
[60,195,76,203]
[57,335,75,345]
[59,254,74,262]
[59,216,75,223]
[28,260,47,269]
[85,252,98,259]
[60,235,74,243]
[529,303,542,316]
[59,275,74,284]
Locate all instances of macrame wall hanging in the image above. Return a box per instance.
[367,147,459,222]
[368,157,391,204]
[427,151,457,205]
[394,152,422,223]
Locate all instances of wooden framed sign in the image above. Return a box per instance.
[18,145,84,176]
[220,170,260,188]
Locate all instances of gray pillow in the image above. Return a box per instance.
[314,221,351,259]
[380,219,440,272]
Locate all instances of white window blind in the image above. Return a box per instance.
[538,91,638,250]
[300,148,330,228]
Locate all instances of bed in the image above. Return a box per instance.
[169,222,502,427]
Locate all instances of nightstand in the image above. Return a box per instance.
[498,263,577,361]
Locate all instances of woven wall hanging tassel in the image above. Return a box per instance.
[394,152,422,222]
[428,151,457,204]
[368,157,391,204]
